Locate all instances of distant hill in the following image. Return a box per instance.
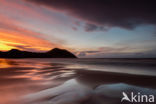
[0,48,77,58]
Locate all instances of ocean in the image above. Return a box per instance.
[0,58,156,104]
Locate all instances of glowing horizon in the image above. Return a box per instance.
[0,0,156,58]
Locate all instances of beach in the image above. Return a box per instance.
[0,58,156,104]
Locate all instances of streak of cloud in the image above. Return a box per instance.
[28,0,156,31]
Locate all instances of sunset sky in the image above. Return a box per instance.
[0,0,156,58]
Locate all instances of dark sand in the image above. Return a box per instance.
[0,58,156,104]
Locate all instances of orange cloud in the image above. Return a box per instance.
[0,29,63,52]
[0,0,52,23]
[0,0,67,52]
[0,13,64,52]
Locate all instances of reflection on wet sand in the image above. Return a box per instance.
[23,69,156,104]
[0,59,18,68]
[0,59,75,104]
[0,58,156,104]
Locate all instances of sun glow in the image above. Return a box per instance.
[0,43,15,51]
[0,30,58,52]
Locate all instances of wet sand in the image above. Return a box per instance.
[0,58,156,104]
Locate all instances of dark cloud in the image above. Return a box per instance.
[85,51,100,53]
[77,51,100,57]
[79,51,156,58]
[78,52,86,57]
[77,46,156,58]
[6,44,42,52]
[28,0,156,31]
[72,27,77,31]
[84,24,109,32]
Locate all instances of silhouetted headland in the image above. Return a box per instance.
[0,48,77,58]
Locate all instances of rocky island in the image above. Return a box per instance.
[0,48,77,58]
